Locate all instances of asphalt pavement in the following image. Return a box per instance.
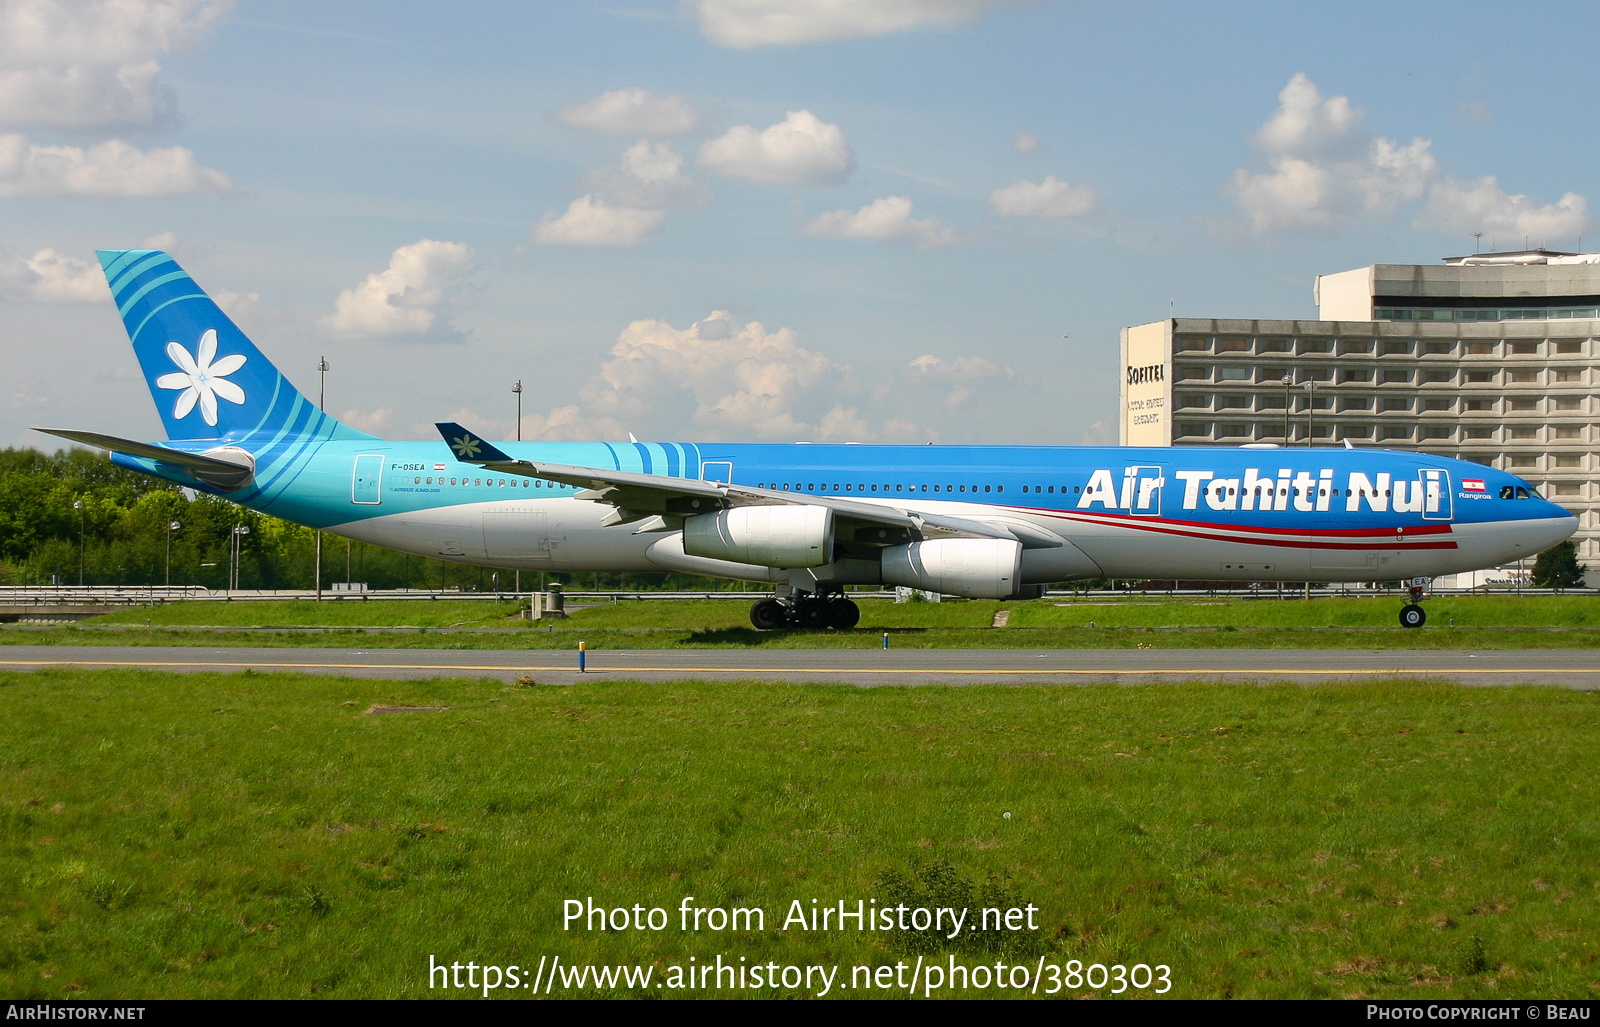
[1,645,1597,687]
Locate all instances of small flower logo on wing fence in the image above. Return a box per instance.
[156,328,247,426]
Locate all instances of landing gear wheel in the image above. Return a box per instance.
[795,599,831,630]
[1399,604,1426,629]
[826,597,860,630]
[750,598,790,630]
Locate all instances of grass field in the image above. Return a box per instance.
[6,595,1600,650]
[2,667,1597,999]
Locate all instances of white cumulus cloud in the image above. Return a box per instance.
[0,0,233,130]
[1417,176,1589,244]
[0,247,104,302]
[989,175,1097,218]
[692,0,1014,47]
[697,109,853,185]
[906,353,1013,409]
[1012,127,1038,153]
[533,194,668,247]
[320,240,475,341]
[804,195,955,247]
[0,133,230,197]
[558,87,698,136]
[1230,74,1437,233]
[516,310,930,442]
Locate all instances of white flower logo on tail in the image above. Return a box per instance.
[156,329,247,426]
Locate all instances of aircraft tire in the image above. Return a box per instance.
[750,598,790,631]
[795,599,831,630]
[1399,604,1426,629]
[827,598,860,630]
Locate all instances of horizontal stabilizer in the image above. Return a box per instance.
[436,422,513,463]
[32,427,256,492]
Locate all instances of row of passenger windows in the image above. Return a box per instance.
[408,475,568,491]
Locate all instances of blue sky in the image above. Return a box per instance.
[3,0,1595,449]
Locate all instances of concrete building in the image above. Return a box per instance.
[1120,250,1600,566]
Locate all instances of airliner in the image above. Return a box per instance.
[35,249,1578,630]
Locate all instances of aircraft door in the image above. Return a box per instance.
[1122,464,1167,518]
[1420,468,1453,520]
[352,455,383,505]
[701,461,733,484]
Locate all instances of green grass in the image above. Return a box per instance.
[7,595,1600,650]
[2,668,1597,999]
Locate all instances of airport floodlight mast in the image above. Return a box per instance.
[72,499,85,586]
[1281,373,1292,444]
[166,520,180,586]
[316,357,329,602]
[513,380,523,442]
[1303,380,1318,446]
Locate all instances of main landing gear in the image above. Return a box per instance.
[749,592,860,630]
[1398,577,1429,629]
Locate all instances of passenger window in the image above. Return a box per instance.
[984,485,992,493]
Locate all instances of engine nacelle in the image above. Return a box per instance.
[881,538,1022,599]
[682,505,833,568]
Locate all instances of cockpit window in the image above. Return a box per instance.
[1515,487,1531,500]
[1500,486,1515,500]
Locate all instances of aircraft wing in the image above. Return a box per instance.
[434,422,1034,546]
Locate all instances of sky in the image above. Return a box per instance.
[2,0,1596,451]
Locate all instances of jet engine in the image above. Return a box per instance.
[682,505,833,567]
[881,538,1022,599]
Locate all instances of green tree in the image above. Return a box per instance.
[1531,540,1587,589]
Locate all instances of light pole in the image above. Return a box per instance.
[1281,373,1292,444]
[166,520,180,586]
[513,380,522,442]
[1303,380,1318,446]
[231,524,250,593]
[72,500,85,586]
[316,357,329,602]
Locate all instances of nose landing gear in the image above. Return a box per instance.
[1398,577,1429,628]
[749,591,860,630]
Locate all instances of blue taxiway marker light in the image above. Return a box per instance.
[578,641,586,673]
[883,632,889,649]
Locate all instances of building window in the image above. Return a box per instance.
[1423,369,1452,383]
[1342,340,1373,354]
[1177,423,1206,437]
[1424,342,1453,355]
[1342,369,1372,383]
[1341,397,1372,411]
[1382,426,1412,440]
[1508,454,1538,468]
[1555,426,1584,440]
[1465,427,1495,439]
[1554,482,1582,496]
[1381,397,1411,412]
[1508,398,1539,411]
[1463,398,1494,411]
[1299,339,1330,353]
[1422,426,1454,439]
[1423,398,1452,411]
[1382,369,1412,384]
[1466,342,1495,355]
[1555,368,1582,382]
[1556,397,1583,411]
[1217,396,1251,409]
[1219,338,1249,351]
[1259,338,1288,352]
[1344,424,1373,438]
[1179,365,1208,380]
[1466,370,1495,383]
[1382,340,1411,355]
[1180,337,1208,351]
[1510,341,1539,355]
[1218,423,1250,438]
[1178,393,1208,409]
[1555,454,1583,468]
[1557,340,1582,354]
[1509,369,1538,383]
[1218,367,1252,381]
